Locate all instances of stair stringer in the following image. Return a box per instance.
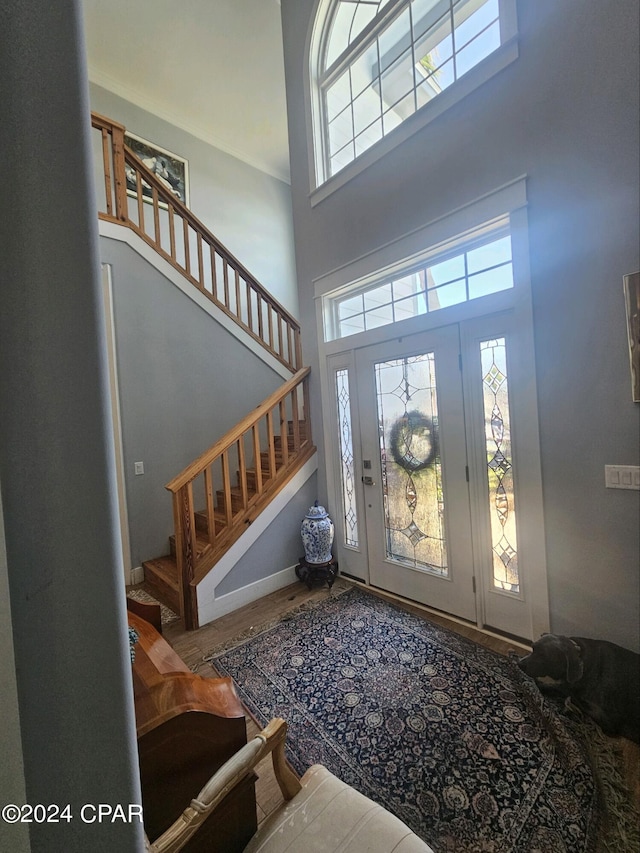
[98,219,292,381]
[195,451,317,627]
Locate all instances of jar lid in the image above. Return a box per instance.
[305,500,328,519]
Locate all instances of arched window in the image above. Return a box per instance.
[311,0,517,190]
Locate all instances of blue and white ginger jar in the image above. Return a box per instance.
[301,501,334,565]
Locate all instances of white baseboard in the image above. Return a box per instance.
[197,564,298,627]
[129,565,144,586]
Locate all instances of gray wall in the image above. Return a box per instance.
[90,83,299,318]
[0,1,143,850]
[281,0,640,650]
[101,238,285,567]
[216,471,318,595]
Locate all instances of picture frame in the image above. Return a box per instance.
[124,131,189,207]
[623,271,640,403]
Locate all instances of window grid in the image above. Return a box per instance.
[332,230,513,340]
[320,0,501,179]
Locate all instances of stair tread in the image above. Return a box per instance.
[142,555,179,590]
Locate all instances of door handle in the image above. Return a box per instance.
[362,476,375,486]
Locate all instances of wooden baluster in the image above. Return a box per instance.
[204,465,216,547]
[152,187,161,248]
[101,129,113,217]
[246,282,253,333]
[223,260,230,308]
[294,328,303,372]
[252,424,263,496]
[257,294,264,341]
[278,400,288,467]
[210,246,218,301]
[266,410,276,480]
[197,233,205,290]
[277,315,283,359]
[111,124,128,222]
[234,269,241,322]
[168,204,176,263]
[221,451,233,527]
[287,323,294,371]
[172,484,198,630]
[268,307,274,354]
[237,438,248,509]
[136,170,145,231]
[291,388,301,452]
[183,218,191,277]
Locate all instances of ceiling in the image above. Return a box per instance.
[82,0,292,183]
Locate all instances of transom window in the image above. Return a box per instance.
[326,219,513,340]
[314,0,514,185]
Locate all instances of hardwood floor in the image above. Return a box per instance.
[156,578,639,826]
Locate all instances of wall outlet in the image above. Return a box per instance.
[604,465,640,490]
[134,461,144,476]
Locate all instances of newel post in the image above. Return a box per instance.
[110,123,129,223]
[172,485,199,630]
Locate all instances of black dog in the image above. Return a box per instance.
[518,634,640,743]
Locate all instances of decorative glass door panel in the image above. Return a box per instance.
[355,325,477,622]
[374,354,448,575]
[480,337,519,593]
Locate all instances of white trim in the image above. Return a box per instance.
[88,68,291,185]
[101,264,132,582]
[196,452,318,626]
[130,566,145,586]
[313,176,527,300]
[98,220,293,382]
[198,564,299,626]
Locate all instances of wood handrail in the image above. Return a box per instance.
[91,111,301,371]
[165,366,313,627]
[166,367,310,493]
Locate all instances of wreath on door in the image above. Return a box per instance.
[389,410,439,472]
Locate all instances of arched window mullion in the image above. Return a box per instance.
[322,0,409,79]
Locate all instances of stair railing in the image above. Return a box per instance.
[165,367,313,629]
[91,112,302,372]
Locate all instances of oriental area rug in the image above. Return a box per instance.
[206,587,638,853]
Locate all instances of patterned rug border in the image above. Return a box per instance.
[205,586,639,853]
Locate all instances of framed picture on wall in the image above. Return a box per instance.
[623,271,640,402]
[124,132,190,208]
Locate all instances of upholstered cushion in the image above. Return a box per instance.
[245,764,434,853]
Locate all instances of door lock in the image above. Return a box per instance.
[362,476,375,486]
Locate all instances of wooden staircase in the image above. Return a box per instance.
[142,370,314,629]
[91,111,314,630]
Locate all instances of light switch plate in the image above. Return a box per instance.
[604,465,640,490]
[134,461,144,476]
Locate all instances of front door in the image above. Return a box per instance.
[354,324,477,622]
[326,313,549,641]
